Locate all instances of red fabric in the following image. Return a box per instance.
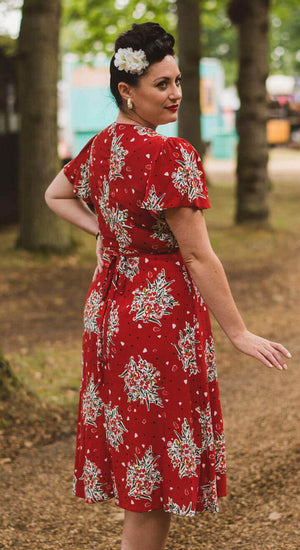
[63,123,226,516]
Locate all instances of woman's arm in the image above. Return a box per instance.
[165,207,291,370]
[45,169,99,236]
[45,169,104,274]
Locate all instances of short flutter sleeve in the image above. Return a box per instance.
[142,137,210,216]
[63,136,95,204]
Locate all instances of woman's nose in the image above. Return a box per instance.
[169,86,182,100]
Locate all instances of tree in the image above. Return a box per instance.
[177,0,203,155]
[228,0,270,225]
[0,349,20,400]
[18,0,71,250]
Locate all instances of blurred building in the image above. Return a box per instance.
[60,56,237,159]
[266,74,300,146]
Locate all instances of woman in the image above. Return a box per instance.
[45,22,291,550]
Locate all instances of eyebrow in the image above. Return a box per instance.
[153,73,182,82]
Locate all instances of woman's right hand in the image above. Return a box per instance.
[230,329,291,371]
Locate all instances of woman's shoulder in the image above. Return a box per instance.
[158,135,202,162]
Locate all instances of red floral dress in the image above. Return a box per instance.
[63,122,226,517]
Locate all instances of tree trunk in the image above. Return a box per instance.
[18,0,71,250]
[228,0,270,225]
[0,349,20,401]
[177,0,204,156]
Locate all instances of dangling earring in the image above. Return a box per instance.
[127,97,133,110]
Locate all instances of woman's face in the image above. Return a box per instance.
[121,55,182,129]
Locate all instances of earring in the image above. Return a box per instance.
[127,98,133,110]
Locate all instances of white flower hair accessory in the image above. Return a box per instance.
[114,47,149,75]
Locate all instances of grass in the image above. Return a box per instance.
[8,346,82,408]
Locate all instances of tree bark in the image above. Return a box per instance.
[228,0,270,225]
[177,0,204,156]
[18,0,71,250]
[0,349,20,401]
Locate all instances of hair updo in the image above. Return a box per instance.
[110,22,175,108]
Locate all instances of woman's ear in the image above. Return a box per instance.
[118,82,132,102]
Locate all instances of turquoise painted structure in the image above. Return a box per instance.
[63,56,236,158]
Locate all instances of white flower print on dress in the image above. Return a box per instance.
[74,158,92,201]
[130,269,179,326]
[82,373,103,427]
[106,300,119,356]
[195,403,214,452]
[214,429,226,474]
[205,336,217,382]
[150,217,178,248]
[120,355,163,410]
[193,280,204,305]
[117,255,140,281]
[165,498,194,517]
[135,126,163,137]
[126,446,162,500]
[142,184,166,213]
[171,144,206,201]
[83,289,103,336]
[96,332,103,361]
[80,457,110,503]
[72,474,77,496]
[99,174,109,205]
[181,263,193,294]
[181,264,204,305]
[109,132,128,180]
[103,401,128,451]
[167,418,201,478]
[173,317,200,375]
[98,176,132,251]
[201,479,219,513]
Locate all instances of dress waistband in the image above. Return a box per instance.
[102,246,180,260]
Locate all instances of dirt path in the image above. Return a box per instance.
[205,147,300,184]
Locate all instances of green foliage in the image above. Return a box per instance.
[61,0,239,83]
[271,0,300,74]
[228,0,300,77]
[62,0,177,56]
[1,0,299,80]
[202,1,237,86]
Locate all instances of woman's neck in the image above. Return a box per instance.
[116,111,156,130]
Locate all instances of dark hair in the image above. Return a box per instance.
[110,22,175,108]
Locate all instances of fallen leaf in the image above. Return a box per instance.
[268,511,282,521]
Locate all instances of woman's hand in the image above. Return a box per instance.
[92,234,104,282]
[230,329,291,371]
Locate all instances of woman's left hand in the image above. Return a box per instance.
[92,234,104,282]
[230,329,291,371]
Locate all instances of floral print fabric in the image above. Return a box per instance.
[64,122,226,516]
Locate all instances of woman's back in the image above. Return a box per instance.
[65,122,210,256]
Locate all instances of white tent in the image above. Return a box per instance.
[266,75,295,95]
